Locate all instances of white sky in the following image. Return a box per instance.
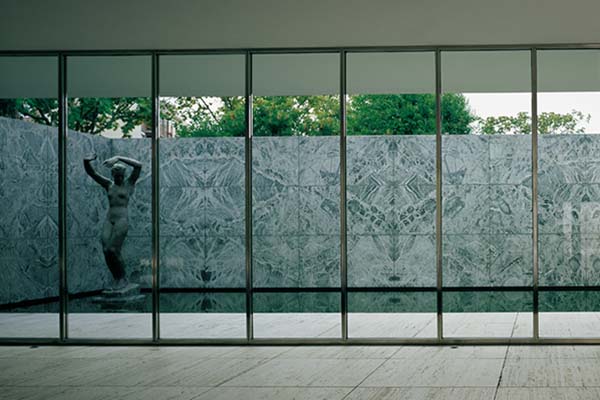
[464,92,600,133]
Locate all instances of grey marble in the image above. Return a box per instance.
[443,184,490,234]
[395,136,436,185]
[348,234,436,287]
[489,135,532,185]
[298,186,339,235]
[442,135,490,184]
[490,184,532,234]
[298,235,340,287]
[5,115,600,305]
[253,184,299,236]
[443,234,490,287]
[159,187,205,237]
[347,184,396,234]
[347,136,395,186]
[252,137,298,187]
[253,235,300,287]
[538,183,600,234]
[539,234,600,286]
[204,235,245,288]
[205,186,245,236]
[298,136,340,186]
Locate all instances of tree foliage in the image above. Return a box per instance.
[347,93,474,135]
[0,95,593,137]
[476,110,591,135]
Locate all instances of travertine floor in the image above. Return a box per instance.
[2,312,600,339]
[3,344,600,399]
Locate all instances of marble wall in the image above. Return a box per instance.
[2,115,600,305]
[0,117,58,304]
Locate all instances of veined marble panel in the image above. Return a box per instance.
[442,135,490,185]
[347,136,395,186]
[204,235,245,288]
[443,234,490,287]
[489,234,532,287]
[397,184,436,234]
[489,135,531,185]
[252,184,299,236]
[539,234,600,286]
[120,235,152,287]
[0,178,51,239]
[160,235,206,288]
[253,235,300,288]
[67,239,112,294]
[67,131,112,187]
[395,136,436,185]
[538,183,600,234]
[159,187,205,237]
[252,137,298,187]
[66,184,107,239]
[159,139,205,188]
[347,184,396,234]
[443,184,490,234]
[298,234,340,287]
[348,234,395,287]
[298,136,340,186]
[298,186,340,235]
[489,184,532,234]
[203,137,245,188]
[348,234,436,287]
[539,135,594,184]
[205,186,245,236]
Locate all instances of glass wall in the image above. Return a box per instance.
[252,53,341,338]
[66,56,152,338]
[158,54,246,338]
[538,50,600,337]
[346,51,437,338]
[0,56,59,337]
[4,47,600,342]
[441,51,533,338]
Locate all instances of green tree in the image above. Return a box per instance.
[477,110,590,135]
[347,93,475,135]
[0,98,151,134]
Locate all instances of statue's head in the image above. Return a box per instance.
[111,163,127,183]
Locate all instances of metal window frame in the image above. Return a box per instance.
[1,43,600,346]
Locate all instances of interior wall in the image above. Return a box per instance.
[1,0,600,51]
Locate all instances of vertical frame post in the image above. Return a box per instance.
[245,51,254,341]
[435,49,443,341]
[151,52,160,341]
[58,53,68,341]
[531,48,539,340]
[340,50,348,340]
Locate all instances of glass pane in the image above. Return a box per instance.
[66,56,152,338]
[538,49,600,337]
[252,53,341,338]
[158,54,246,338]
[0,56,59,337]
[442,50,533,338]
[346,51,437,338]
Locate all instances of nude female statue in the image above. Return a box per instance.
[83,154,142,288]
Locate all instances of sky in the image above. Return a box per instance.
[465,92,600,133]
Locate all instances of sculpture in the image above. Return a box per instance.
[83,154,142,290]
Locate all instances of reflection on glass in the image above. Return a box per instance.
[346,51,437,338]
[0,56,59,337]
[158,54,247,338]
[252,53,341,338]
[66,56,152,338]
[538,50,600,337]
[442,50,533,337]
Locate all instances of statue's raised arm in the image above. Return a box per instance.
[83,154,111,190]
[103,156,142,185]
